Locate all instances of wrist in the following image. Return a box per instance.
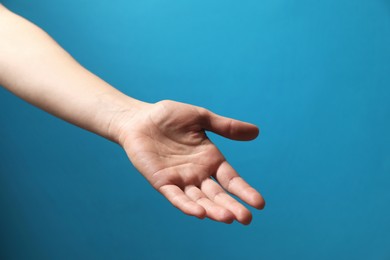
[102,93,152,144]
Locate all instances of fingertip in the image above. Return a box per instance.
[236,207,252,225]
[192,205,207,219]
[219,209,235,224]
[234,122,260,141]
[250,193,266,210]
[240,212,253,226]
[225,218,234,224]
[180,200,206,219]
[204,110,260,141]
[251,124,260,139]
[242,219,252,226]
[256,197,266,210]
[254,125,260,138]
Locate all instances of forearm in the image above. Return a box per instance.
[0,4,146,143]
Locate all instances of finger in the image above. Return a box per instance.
[215,161,265,210]
[184,185,235,224]
[159,185,206,219]
[201,178,253,225]
[199,108,259,141]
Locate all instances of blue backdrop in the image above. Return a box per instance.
[1,0,389,259]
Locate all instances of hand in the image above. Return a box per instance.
[116,100,265,225]
[0,5,265,224]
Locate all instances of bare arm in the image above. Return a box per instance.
[0,4,144,142]
[0,4,265,224]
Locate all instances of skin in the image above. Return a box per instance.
[0,4,265,224]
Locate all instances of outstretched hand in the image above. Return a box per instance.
[115,100,265,225]
[0,5,264,224]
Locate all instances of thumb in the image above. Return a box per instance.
[201,109,260,141]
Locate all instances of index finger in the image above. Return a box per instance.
[214,161,265,209]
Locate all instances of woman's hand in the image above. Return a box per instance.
[115,100,265,225]
[0,5,264,225]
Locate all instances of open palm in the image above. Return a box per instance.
[118,100,265,224]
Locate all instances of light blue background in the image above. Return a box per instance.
[1,0,390,259]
